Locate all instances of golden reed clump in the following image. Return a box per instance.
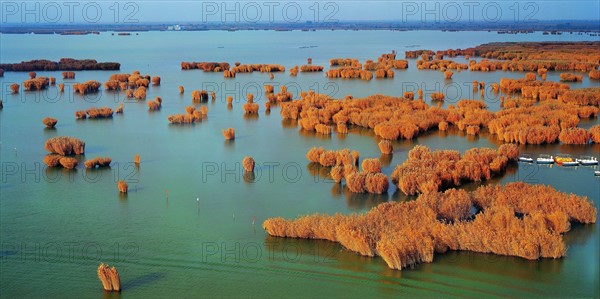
[438,121,448,131]
[115,103,124,114]
[62,71,75,79]
[335,163,389,194]
[267,86,293,103]
[391,144,518,195]
[224,70,236,78]
[330,58,361,67]
[230,64,284,73]
[589,69,600,80]
[264,84,274,94]
[23,77,49,91]
[282,92,443,140]
[430,92,445,101]
[374,69,394,78]
[59,157,78,169]
[147,97,162,111]
[364,173,389,194]
[84,157,112,168]
[590,125,600,143]
[222,128,235,140]
[75,111,87,119]
[192,90,209,102]
[337,122,348,134]
[134,154,140,164]
[132,86,146,100]
[97,263,120,292]
[557,87,600,106]
[558,127,591,144]
[489,99,596,144]
[243,94,259,114]
[361,158,382,174]
[181,62,230,71]
[326,68,373,80]
[289,66,299,76]
[44,136,85,155]
[243,103,259,114]
[264,182,596,270]
[168,106,204,124]
[315,124,332,135]
[42,117,57,128]
[300,65,324,72]
[117,181,128,193]
[28,71,36,79]
[151,76,160,85]
[79,107,113,119]
[179,86,185,94]
[10,83,19,93]
[306,147,359,168]
[378,140,393,155]
[43,155,63,167]
[73,80,101,94]
[444,70,453,79]
[242,156,255,172]
[559,73,583,82]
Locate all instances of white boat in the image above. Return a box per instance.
[595,171,600,176]
[561,161,579,166]
[536,154,554,164]
[518,154,534,163]
[576,156,598,166]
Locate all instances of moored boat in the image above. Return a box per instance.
[561,161,579,166]
[554,154,578,166]
[536,154,554,164]
[518,154,534,163]
[576,156,598,166]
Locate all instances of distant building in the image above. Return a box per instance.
[167,25,182,31]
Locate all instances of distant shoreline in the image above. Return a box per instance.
[2,20,600,34]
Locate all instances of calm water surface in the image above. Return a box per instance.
[0,30,599,298]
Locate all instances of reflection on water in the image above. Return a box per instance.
[243,114,259,121]
[121,272,166,291]
[281,118,298,129]
[379,154,393,167]
[342,188,389,210]
[330,183,343,197]
[243,171,256,184]
[564,222,597,246]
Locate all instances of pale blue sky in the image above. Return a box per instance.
[1,1,599,24]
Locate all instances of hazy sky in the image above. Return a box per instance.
[1,1,599,24]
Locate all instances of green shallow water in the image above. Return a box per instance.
[0,30,599,298]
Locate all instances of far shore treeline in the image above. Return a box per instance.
[0,58,120,72]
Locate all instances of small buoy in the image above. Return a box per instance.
[252,215,256,225]
[196,197,199,202]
